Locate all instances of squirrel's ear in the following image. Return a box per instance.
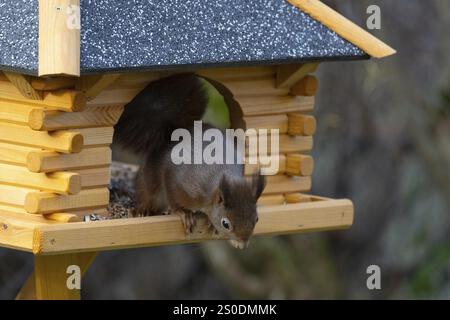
[218,175,230,205]
[214,189,223,205]
[252,172,266,200]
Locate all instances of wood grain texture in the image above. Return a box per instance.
[290,75,318,96]
[28,106,124,131]
[27,147,112,173]
[86,87,147,108]
[69,127,114,147]
[76,167,110,189]
[0,210,53,252]
[43,213,81,223]
[24,188,110,214]
[2,72,42,100]
[288,113,317,136]
[263,175,311,194]
[100,72,165,96]
[276,63,319,88]
[0,184,37,207]
[257,194,285,206]
[246,154,312,176]
[246,134,313,156]
[38,0,80,76]
[287,0,396,58]
[244,114,288,133]
[0,101,37,126]
[34,252,96,300]
[284,193,313,204]
[0,100,111,132]
[0,123,83,153]
[106,72,162,90]
[0,143,40,167]
[77,74,121,100]
[0,205,79,223]
[32,198,353,254]
[222,77,289,97]
[0,81,86,112]
[285,154,314,176]
[31,77,77,91]
[0,164,80,195]
[245,155,286,176]
[17,251,94,300]
[238,95,314,116]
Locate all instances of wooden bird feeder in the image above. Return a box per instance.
[0,0,395,299]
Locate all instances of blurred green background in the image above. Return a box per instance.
[1,0,449,299]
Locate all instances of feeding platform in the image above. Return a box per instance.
[0,0,394,299]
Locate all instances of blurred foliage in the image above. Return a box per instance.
[200,78,231,130]
[409,243,450,298]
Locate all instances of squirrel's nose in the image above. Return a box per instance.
[228,239,249,250]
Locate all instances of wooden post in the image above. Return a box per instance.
[16,252,96,300]
[39,0,80,76]
[33,252,96,300]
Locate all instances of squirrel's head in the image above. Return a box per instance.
[209,173,266,249]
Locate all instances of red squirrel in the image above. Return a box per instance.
[114,74,266,249]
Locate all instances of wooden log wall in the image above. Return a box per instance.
[0,72,126,223]
[0,64,318,226]
[198,64,318,203]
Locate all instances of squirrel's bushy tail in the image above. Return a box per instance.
[113,73,208,157]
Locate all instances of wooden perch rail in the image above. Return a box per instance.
[30,197,353,255]
[0,193,354,254]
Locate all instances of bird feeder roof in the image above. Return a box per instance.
[0,0,395,76]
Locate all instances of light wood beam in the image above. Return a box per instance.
[38,0,80,76]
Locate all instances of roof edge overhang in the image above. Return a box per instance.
[287,0,396,58]
[34,0,394,78]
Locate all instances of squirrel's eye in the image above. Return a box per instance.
[221,218,231,230]
[255,216,259,223]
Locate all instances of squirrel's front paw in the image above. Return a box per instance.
[175,209,197,235]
